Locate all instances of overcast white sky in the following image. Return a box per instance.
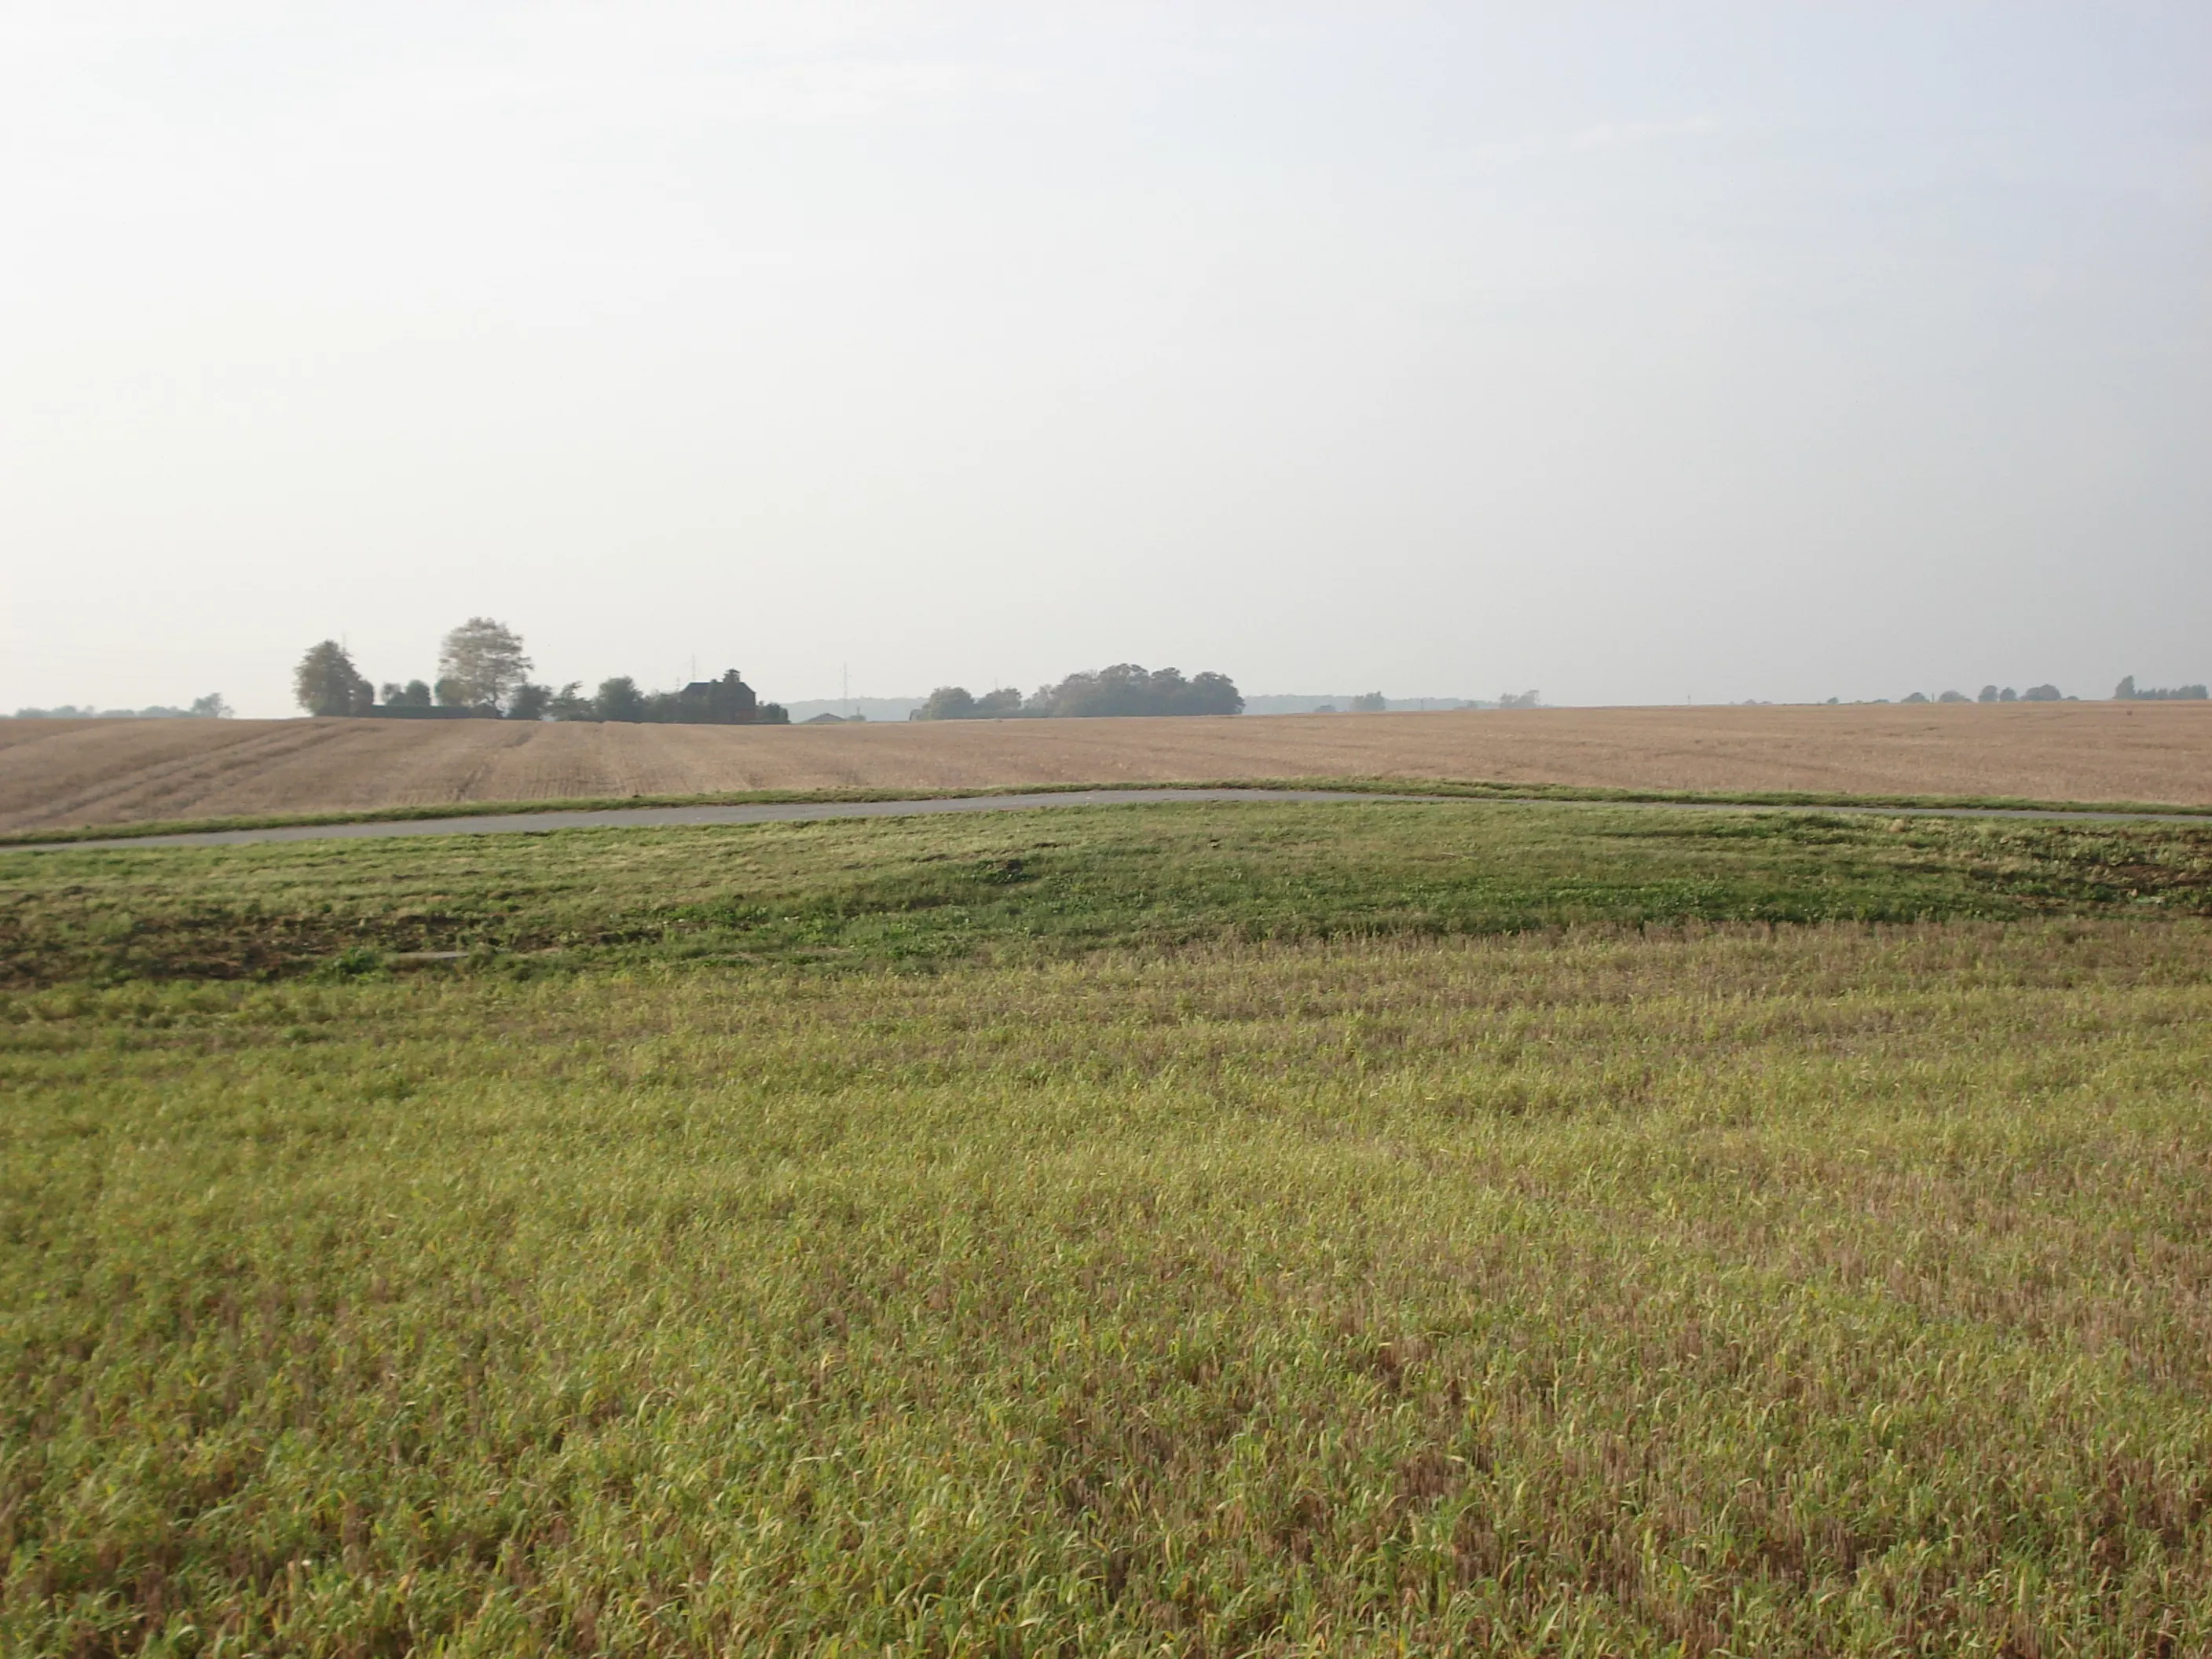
[3,2,2207,715]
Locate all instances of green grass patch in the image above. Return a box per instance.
[3,800,2209,987]
[4,922,2210,1653]
[9,808,2212,1651]
[5,773,2210,848]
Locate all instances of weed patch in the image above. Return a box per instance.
[3,800,2209,987]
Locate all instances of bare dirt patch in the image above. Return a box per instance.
[2,701,2207,830]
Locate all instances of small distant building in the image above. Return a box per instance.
[672,670,788,725]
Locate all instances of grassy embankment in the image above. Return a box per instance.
[5,775,2212,849]
[5,800,2212,1654]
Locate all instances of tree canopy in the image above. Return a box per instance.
[293,641,372,716]
[914,665,1242,720]
[295,624,785,724]
[2115,676,2207,701]
[540,672,786,725]
[915,686,1022,720]
[1034,665,1242,718]
[436,618,533,712]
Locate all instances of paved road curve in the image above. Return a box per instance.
[5,787,2205,853]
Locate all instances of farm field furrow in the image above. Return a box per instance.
[3,701,2209,831]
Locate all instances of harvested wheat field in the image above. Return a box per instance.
[1,701,2207,830]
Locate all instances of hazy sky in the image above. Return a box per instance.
[4,2,2207,715]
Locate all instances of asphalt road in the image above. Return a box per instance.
[5,787,2205,854]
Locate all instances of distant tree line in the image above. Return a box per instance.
[540,672,785,725]
[1887,685,2071,704]
[1866,678,2205,705]
[1303,690,1537,712]
[10,695,231,720]
[913,664,1243,720]
[1241,694,1493,714]
[2113,676,2207,701]
[295,621,787,724]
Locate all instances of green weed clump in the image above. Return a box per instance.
[3,800,2208,986]
[5,917,2212,1654]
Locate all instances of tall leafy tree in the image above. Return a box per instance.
[917,686,979,720]
[594,676,646,723]
[548,683,595,720]
[293,641,372,716]
[437,618,533,712]
[505,683,553,722]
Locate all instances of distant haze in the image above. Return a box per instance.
[3,3,2207,717]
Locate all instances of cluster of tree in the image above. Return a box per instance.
[541,672,786,725]
[1243,694,1488,714]
[295,620,786,723]
[914,686,1024,720]
[1885,687,2068,703]
[914,664,1243,720]
[11,695,231,720]
[2114,676,2207,701]
[1309,691,1529,713]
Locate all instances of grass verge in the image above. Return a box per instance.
[5,773,2211,847]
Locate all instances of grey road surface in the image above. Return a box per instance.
[4,787,2203,853]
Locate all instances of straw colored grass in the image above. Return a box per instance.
[3,701,2208,831]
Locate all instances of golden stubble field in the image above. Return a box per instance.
[2,701,2208,830]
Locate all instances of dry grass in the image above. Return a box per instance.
[2,702,2208,830]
